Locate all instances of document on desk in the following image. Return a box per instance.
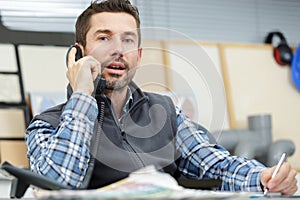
[34,165,244,199]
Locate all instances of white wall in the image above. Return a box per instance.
[19,45,69,94]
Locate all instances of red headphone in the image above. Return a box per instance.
[264,32,293,66]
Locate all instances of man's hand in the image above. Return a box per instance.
[66,46,100,95]
[260,162,298,195]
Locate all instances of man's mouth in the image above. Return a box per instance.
[106,65,125,70]
[104,61,126,75]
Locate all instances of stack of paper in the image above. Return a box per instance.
[34,166,242,199]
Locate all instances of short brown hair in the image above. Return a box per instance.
[75,0,141,47]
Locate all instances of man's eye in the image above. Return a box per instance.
[99,37,109,41]
[123,38,134,43]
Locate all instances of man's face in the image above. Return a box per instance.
[84,12,142,90]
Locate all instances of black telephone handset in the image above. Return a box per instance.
[66,45,106,96]
[65,45,83,65]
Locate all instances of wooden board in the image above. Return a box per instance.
[0,140,28,168]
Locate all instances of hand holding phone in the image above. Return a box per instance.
[66,45,82,65]
[66,45,104,96]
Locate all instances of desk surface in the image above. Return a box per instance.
[1,164,299,200]
[17,189,300,200]
[1,196,300,200]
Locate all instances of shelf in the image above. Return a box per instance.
[0,44,30,128]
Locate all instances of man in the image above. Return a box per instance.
[25,0,298,194]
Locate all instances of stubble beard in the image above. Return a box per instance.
[101,56,138,91]
[105,69,136,91]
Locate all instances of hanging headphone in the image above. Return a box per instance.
[264,32,293,66]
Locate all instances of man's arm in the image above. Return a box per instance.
[175,107,266,192]
[25,92,98,188]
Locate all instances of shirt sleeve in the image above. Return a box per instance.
[175,106,266,192]
[25,92,98,188]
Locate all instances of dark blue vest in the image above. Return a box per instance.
[33,82,179,189]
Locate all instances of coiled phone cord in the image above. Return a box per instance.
[80,78,106,189]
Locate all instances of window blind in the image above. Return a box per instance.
[134,0,300,46]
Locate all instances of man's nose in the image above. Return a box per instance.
[110,37,124,57]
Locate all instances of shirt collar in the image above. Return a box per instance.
[121,87,133,116]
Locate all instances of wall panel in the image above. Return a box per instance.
[221,43,300,168]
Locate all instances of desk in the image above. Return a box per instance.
[2,164,300,199]
[1,178,300,200]
[1,192,300,200]
[18,187,300,200]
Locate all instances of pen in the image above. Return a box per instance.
[263,153,287,196]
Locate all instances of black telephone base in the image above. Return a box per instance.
[10,178,30,199]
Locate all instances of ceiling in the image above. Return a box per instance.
[0,0,91,33]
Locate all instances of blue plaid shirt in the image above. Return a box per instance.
[25,92,265,191]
